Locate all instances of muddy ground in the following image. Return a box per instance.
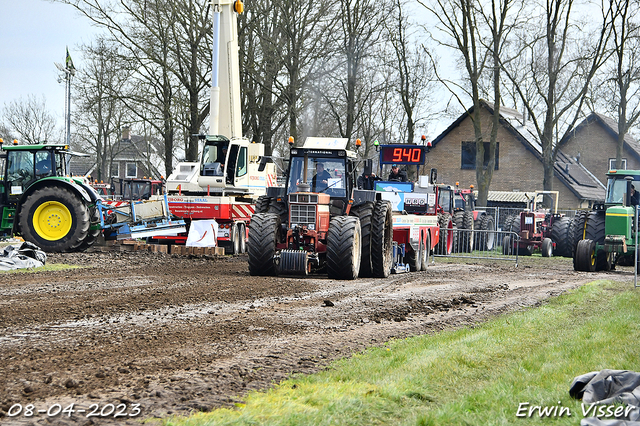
[0,249,630,425]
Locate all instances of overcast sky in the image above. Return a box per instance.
[0,0,98,128]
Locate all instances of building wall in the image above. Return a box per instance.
[561,119,640,181]
[423,107,583,209]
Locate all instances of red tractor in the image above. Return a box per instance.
[452,184,496,252]
[501,191,572,257]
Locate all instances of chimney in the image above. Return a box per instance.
[122,127,131,140]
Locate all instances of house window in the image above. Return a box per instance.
[461,141,499,170]
[111,163,120,177]
[609,158,627,170]
[126,162,137,178]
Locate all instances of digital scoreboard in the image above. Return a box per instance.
[379,145,426,165]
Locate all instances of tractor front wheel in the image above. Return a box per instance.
[326,216,362,280]
[574,238,596,272]
[19,187,90,252]
[541,238,553,257]
[248,213,280,276]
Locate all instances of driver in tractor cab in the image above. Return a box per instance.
[312,162,331,192]
[631,184,639,205]
[388,164,408,182]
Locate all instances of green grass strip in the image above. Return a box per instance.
[161,279,640,426]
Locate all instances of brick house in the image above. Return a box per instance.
[426,101,605,210]
[109,128,162,180]
[559,112,640,180]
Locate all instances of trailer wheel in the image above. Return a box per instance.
[541,238,553,257]
[477,214,496,251]
[574,238,596,272]
[326,216,361,280]
[421,232,431,270]
[19,187,90,253]
[550,216,572,257]
[248,213,280,276]
[407,234,423,272]
[371,200,393,278]
[238,222,246,253]
[351,201,374,277]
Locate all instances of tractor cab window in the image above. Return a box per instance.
[287,157,347,197]
[56,152,66,176]
[35,150,53,178]
[6,151,35,195]
[606,177,640,204]
[201,141,228,177]
[438,188,452,214]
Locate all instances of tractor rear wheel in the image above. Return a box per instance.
[77,206,101,251]
[550,216,572,257]
[248,213,280,276]
[326,216,361,280]
[371,200,393,278]
[584,211,609,271]
[453,211,474,252]
[574,238,596,272]
[437,213,455,255]
[351,201,375,277]
[19,187,90,252]
[569,210,589,258]
[255,195,271,214]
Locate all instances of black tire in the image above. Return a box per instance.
[255,195,271,214]
[437,213,455,255]
[421,232,431,270]
[569,210,589,258]
[248,213,280,276]
[371,200,393,278]
[227,223,241,255]
[550,216,572,257]
[574,238,596,272]
[19,187,90,253]
[351,201,375,277]
[584,211,609,271]
[502,235,513,255]
[326,216,361,280]
[407,235,422,272]
[477,214,496,251]
[238,222,246,253]
[541,237,553,257]
[452,211,474,253]
[77,206,101,251]
[268,199,288,224]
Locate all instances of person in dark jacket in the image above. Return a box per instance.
[631,184,639,205]
[312,162,332,191]
[388,164,408,182]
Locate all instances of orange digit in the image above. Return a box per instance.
[393,148,402,162]
[411,148,421,162]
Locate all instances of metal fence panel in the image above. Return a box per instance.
[433,227,520,266]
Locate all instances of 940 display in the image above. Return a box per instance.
[379,145,426,165]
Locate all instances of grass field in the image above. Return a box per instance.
[0,263,81,274]
[159,278,640,426]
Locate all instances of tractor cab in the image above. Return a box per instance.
[605,170,640,207]
[286,138,356,215]
[1,143,68,204]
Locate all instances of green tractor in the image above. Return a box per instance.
[0,140,101,252]
[573,169,640,271]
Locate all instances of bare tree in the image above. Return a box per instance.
[422,0,520,206]
[1,95,60,144]
[610,0,640,169]
[502,0,612,191]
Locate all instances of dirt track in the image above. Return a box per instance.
[0,250,625,425]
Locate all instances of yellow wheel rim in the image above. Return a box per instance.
[33,201,72,241]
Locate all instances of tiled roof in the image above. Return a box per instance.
[429,100,605,202]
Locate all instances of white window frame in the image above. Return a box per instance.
[609,158,627,170]
[126,162,138,178]
[111,163,120,178]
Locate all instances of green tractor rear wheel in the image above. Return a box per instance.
[19,187,90,252]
